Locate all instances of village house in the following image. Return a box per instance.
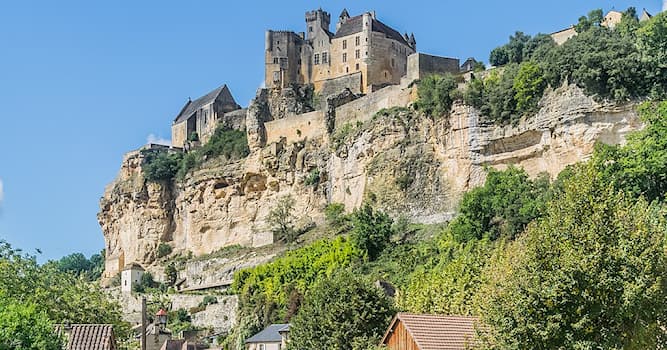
[380,313,481,350]
[58,324,118,350]
[551,9,654,45]
[245,323,290,350]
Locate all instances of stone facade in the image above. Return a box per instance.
[171,85,243,148]
[265,8,416,95]
[121,263,144,293]
[406,53,460,82]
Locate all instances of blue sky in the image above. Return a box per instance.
[0,0,662,262]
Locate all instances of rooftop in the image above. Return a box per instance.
[245,323,290,343]
[334,14,410,46]
[381,313,481,350]
[62,324,117,350]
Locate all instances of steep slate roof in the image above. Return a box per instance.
[334,14,410,46]
[173,85,238,124]
[245,324,290,343]
[66,324,117,350]
[381,313,481,350]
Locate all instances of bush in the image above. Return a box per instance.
[268,196,297,243]
[199,296,218,308]
[350,204,394,261]
[288,270,395,350]
[143,151,183,182]
[304,169,320,187]
[324,203,347,228]
[413,74,459,117]
[157,243,172,258]
[164,263,178,286]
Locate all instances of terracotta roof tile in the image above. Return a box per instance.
[383,313,482,350]
[66,324,116,350]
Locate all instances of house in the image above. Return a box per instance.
[380,313,481,350]
[170,85,244,149]
[60,324,117,350]
[159,339,205,350]
[460,58,478,73]
[121,263,144,293]
[245,323,290,350]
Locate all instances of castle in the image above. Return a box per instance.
[170,8,462,148]
[265,9,420,95]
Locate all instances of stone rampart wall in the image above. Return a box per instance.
[334,85,416,129]
[264,110,326,144]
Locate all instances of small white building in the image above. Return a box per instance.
[121,263,145,293]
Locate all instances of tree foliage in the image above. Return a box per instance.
[414,74,459,117]
[0,292,63,350]
[449,167,551,242]
[0,241,128,344]
[55,250,104,281]
[288,270,395,350]
[267,195,297,243]
[478,165,667,349]
[350,204,394,261]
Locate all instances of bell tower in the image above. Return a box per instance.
[305,8,331,41]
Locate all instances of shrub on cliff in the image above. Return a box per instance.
[413,73,459,117]
[143,151,183,182]
[350,204,393,261]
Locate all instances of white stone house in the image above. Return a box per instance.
[121,263,145,293]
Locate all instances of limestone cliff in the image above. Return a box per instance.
[98,82,641,282]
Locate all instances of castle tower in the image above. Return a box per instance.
[305,8,331,40]
[337,8,350,31]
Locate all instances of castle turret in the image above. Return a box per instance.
[409,33,417,50]
[337,8,350,31]
[305,8,331,40]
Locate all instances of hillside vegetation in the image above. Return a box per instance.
[221,8,667,350]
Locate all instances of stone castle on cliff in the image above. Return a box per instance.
[169,8,464,149]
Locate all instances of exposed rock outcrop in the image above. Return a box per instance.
[99,83,641,281]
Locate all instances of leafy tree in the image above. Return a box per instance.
[143,151,183,182]
[414,74,458,117]
[489,47,509,67]
[449,167,550,242]
[0,293,63,350]
[164,262,178,286]
[399,235,493,316]
[350,204,394,261]
[288,270,395,350]
[512,61,546,114]
[574,9,604,32]
[324,203,348,229]
[478,166,667,349]
[267,195,297,243]
[592,101,667,201]
[157,243,172,258]
[56,252,91,275]
[0,241,128,340]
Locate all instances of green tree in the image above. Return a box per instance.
[0,294,63,350]
[574,9,604,32]
[0,241,128,341]
[143,151,183,182]
[512,61,546,114]
[350,204,394,261]
[414,74,458,117]
[56,252,91,276]
[478,166,667,349]
[449,167,550,242]
[288,270,395,350]
[267,195,297,243]
[165,262,178,286]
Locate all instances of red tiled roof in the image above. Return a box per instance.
[66,324,116,350]
[382,313,481,350]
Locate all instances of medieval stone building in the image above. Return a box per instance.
[170,85,245,148]
[265,8,418,95]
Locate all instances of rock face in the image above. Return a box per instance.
[99,83,641,279]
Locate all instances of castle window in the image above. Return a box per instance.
[355,50,360,59]
[309,26,313,32]
[343,40,347,49]
[322,52,328,64]
[356,63,359,71]
[346,67,349,73]
[391,58,395,67]
[342,53,347,63]
[273,57,278,64]
[355,36,360,46]
[314,54,320,65]
[276,41,280,45]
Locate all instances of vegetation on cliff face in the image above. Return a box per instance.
[464,8,667,125]
[219,97,667,349]
[143,126,249,182]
